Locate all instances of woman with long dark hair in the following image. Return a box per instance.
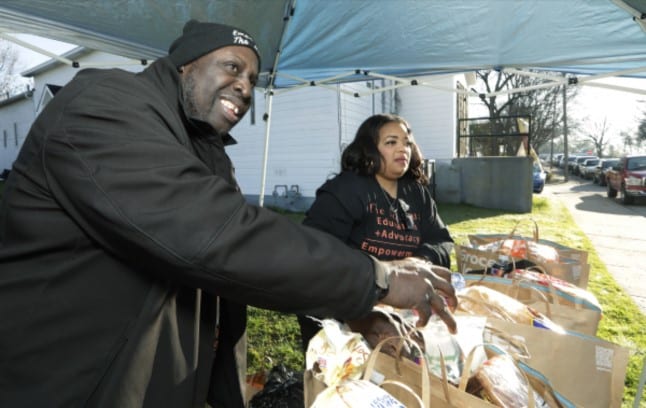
[298,113,454,348]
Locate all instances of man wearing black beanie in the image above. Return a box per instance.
[0,19,457,408]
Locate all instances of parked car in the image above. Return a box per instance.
[593,158,619,186]
[533,161,546,193]
[552,153,564,167]
[563,155,579,170]
[606,155,646,204]
[579,158,600,179]
[573,155,598,176]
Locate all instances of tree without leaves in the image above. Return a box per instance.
[637,114,646,145]
[585,117,610,157]
[472,70,579,155]
[0,40,20,98]
[620,130,634,155]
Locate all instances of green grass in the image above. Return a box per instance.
[249,198,646,407]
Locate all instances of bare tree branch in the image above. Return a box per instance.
[0,40,21,98]
[473,70,579,154]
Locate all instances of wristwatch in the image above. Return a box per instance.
[373,261,391,300]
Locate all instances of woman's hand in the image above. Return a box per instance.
[346,309,425,359]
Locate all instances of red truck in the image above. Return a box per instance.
[606,155,646,204]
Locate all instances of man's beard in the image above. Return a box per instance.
[181,71,203,122]
[180,71,226,136]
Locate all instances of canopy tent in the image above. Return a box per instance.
[2,0,646,204]
[2,0,646,92]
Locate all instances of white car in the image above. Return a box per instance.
[579,158,600,179]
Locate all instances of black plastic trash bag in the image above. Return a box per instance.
[248,364,304,408]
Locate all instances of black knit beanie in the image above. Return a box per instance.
[168,19,261,68]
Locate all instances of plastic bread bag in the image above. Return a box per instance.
[456,285,566,333]
[305,318,372,387]
[466,353,549,408]
[509,268,601,311]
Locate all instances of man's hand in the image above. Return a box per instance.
[378,257,458,333]
[346,309,425,360]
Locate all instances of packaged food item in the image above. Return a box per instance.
[456,286,565,333]
[305,319,372,387]
[509,269,601,311]
[467,354,548,408]
[477,239,560,263]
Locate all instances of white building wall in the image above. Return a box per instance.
[229,77,456,206]
[398,75,458,160]
[228,82,378,202]
[228,86,341,200]
[339,82,377,148]
[0,95,36,170]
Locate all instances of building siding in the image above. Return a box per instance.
[229,86,341,200]
[398,75,458,160]
[0,94,35,170]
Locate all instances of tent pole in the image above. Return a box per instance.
[256,0,296,208]
[258,91,274,208]
[0,32,74,65]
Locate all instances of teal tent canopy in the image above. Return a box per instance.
[1,0,646,92]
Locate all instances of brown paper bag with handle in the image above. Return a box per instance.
[464,342,580,408]
[366,341,498,407]
[304,334,431,408]
[466,219,591,288]
[361,336,430,407]
[468,219,589,265]
[463,273,602,336]
[486,317,630,408]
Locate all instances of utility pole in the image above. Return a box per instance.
[562,77,569,181]
[550,95,555,169]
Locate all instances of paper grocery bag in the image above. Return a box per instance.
[462,238,591,288]
[463,274,602,336]
[486,318,630,408]
[455,244,506,274]
[466,219,591,288]
[310,378,420,408]
[361,336,430,407]
[464,344,579,408]
[467,234,589,266]
[364,335,502,408]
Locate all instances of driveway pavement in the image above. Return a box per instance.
[543,168,646,316]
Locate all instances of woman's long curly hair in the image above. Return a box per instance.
[341,113,428,184]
